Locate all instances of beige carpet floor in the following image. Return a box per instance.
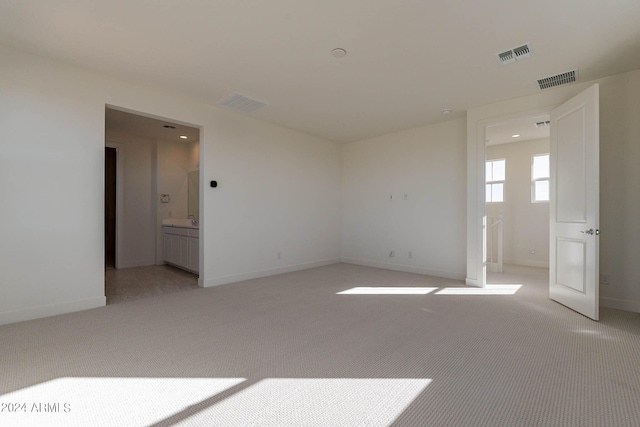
[1,263,639,426]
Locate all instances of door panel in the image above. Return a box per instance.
[556,238,586,293]
[549,84,599,320]
[556,108,587,222]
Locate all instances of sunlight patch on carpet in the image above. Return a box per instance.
[436,284,522,295]
[177,378,432,426]
[0,377,245,426]
[337,287,437,295]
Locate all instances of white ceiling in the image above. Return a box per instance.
[106,108,199,143]
[486,114,550,146]
[2,1,640,143]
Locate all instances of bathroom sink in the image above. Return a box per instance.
[162,218,199,228]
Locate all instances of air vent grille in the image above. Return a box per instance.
[535,120,551,128]
[537,70,578,90]
[512,44,531,58]
[216,93,268,114]
[496,43,533,65]
[498,50,515,64]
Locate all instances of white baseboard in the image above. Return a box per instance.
[504,258,549,268]
[0,296,106,326]
[119,259,156,269]
[465,278,480,287]
[600,297,640,313]
[341,257,465,281]
[486,262,502,273]
[200,258,341,288]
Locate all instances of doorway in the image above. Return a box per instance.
[466,106,554,288]
[484,114,551,277]
[105,147,117,269]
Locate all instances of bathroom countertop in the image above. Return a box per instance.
[162,219,199,229]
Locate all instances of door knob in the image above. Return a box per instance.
[581,229,594,235]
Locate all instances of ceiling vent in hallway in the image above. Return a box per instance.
[537,69,578,90]
[496,43,533,65]
[216,92,269,114]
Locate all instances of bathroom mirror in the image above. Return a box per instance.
[188,170,199,219]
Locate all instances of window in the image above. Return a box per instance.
[486,159,505,203]
[532,154,550,202]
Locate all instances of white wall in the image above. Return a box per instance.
[486,138,550,268]
[342,118,467,280]
[155,138,190,264]
[0,44,341,325]
[188,140,200,173]
[203,111,342,286]
[599,70,640,312]
[1,48,106,323]
[156,138,190,222]
[467,68,640,312]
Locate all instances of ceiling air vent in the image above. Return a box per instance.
[535,120,551,128]
[216,92,268,114]
[537,69,578,90]
[497,50,515,65]
[512,44,532,59]
[496,43,533,65]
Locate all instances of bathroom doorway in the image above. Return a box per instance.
[104,106,202,303]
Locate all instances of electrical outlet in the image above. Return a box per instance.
[389,250,396,258]
[600,274,610,285]
[529,247,536,254]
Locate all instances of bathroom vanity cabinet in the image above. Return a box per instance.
[162,226,199,274]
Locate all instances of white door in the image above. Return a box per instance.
[549,84,599,320]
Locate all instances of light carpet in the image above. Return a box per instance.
[1,263,639,426]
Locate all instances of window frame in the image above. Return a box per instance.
[486,158,506,203]
[531,153,550,203]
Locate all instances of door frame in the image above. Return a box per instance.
[467,106,556,288]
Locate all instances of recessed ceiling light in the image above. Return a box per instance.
[512,134,520,138]
[331,48,347,58]
[180,135,188,139]
[442,109,452,115]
